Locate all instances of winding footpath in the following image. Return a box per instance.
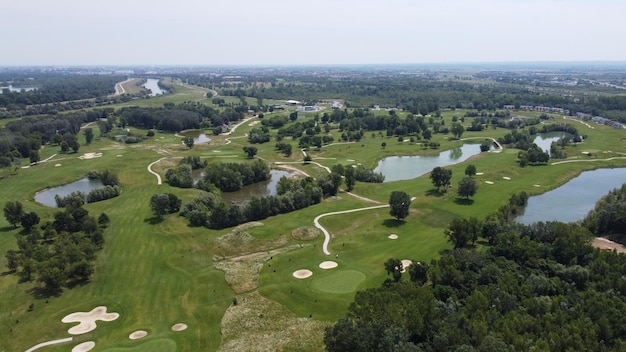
[314,205,390,255]
[25,337,73,352]
[147,158,166,185]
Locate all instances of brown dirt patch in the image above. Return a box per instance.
[214,222,288,257]
[291,226,321,241]
[592,237,626,253]
[214,244,308,294]
[219,292,329,352]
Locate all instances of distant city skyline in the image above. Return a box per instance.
[2,0,625,66]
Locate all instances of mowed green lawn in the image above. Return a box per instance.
[1,102,626,351]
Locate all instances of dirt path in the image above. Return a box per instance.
[592,237,626,253]
[148,158,166,185]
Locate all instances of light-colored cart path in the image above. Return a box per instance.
[314,204,390,255]
[25,337,73,352]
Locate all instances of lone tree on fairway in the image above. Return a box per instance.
[430,166,452,192]
[457,176,478,199]
[84,128,94,144]
[243,146,258,158]
[389,191,411,220]
[150,193,181,220]
[451,122,465,139]
[465,164,477,177]
[183,136,194,149]
[4,201,25,228]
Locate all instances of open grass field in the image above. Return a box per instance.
[2,83,626,351]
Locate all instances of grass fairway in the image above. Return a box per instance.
[2,86,626,351]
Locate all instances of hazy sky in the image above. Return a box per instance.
[2,0,625,66]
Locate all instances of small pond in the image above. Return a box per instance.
[180,130,211,144]
[222,169,293,204]
[35,178,105,207]
[516,168,626,225]
[374,143,485,182]
[533,132,571,154]
[142,78,167,96]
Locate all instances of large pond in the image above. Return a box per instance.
[35,178,105,207]
[222,169,292,204]
[180,130,211,144]
[516,168,626,225]
[374,143,484,182]
[142,78,167,96]
[533,132,570,153]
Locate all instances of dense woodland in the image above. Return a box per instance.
[325,187,626,352]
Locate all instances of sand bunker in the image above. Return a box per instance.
[62,306,120,335]
[129,330,148,340]
[55,163,62,167]
[593,237,626,254]
[116,154,123,157]
[485,181,494,184]
[72,341,95,352]
[172,323,188,332]
[534,184,541,187]
[401,259,413,273]
[293,269,313,279]
[502,176,511,180]
[319,261,338,269]
[388,234,398,240]
[475,172,484,175]
[78,152,103,160]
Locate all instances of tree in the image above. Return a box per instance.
[465,164,477,177]
[4,201,25,227]
[384,258,403,282]
[389,191,411,220]
[242,146,258,158]
[457,176,478,200]
[150,193,170,220]
[20,211,40,231]
[408,261,428,285]
[480,140,492,152]
[451,122,465,139]
[344,166,356,191]
[84,128,94,144]
[381,141,387,149]
[430,167,452,192]
[445,217,472,249]
[183,136,194,149]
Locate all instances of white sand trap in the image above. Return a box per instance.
[401,259,413,273]
[388,234,398,240]
[78,152,103,160]
[475,172,484,175]
[485,181,494,184]
[72,341,96,352]
[62,306,120,335]
[534,184,541,187]
[347,159,355,162]
[55,163,62,167]
[213,150,221,152]
[129,330,148,340]
[502,176,511,180]
[293,269,313,279]
[172,323,188,332]
[319,261,338,269]
[116,154,123,157]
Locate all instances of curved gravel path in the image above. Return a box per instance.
[314,204,389,255]
[25,337,73,352]
[148,158,166,185]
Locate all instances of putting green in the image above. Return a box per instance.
[311,270,366,294]
[101,338,176,352]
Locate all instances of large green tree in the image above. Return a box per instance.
[430,166,452,192]
[3,201,25,227]
[389,191,411,220]
[457,176,478,199]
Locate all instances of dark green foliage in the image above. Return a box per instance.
[3,201,25,227]
[353,165,384,183]
[430,166,452,192]
[327,218,626,351]
[480,140,492,152]
[275,142,293,157]
[199,159,270,192]
[389,191,411,220]
[583,183,626,235]
[464,164,477,177]
[86,185,121,203]
[83,128,94,144]
[457,176,478,199]
[5,203,104,292]
[248,127,271,144]
[183,136,194,149]
[55,192,85,208]
[242,146,258,158]
[165,164,193,188]
[20,212,40,231]
[179,156,206,169]
[149,193,180,219]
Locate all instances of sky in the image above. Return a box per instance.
[2,0,625,66]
